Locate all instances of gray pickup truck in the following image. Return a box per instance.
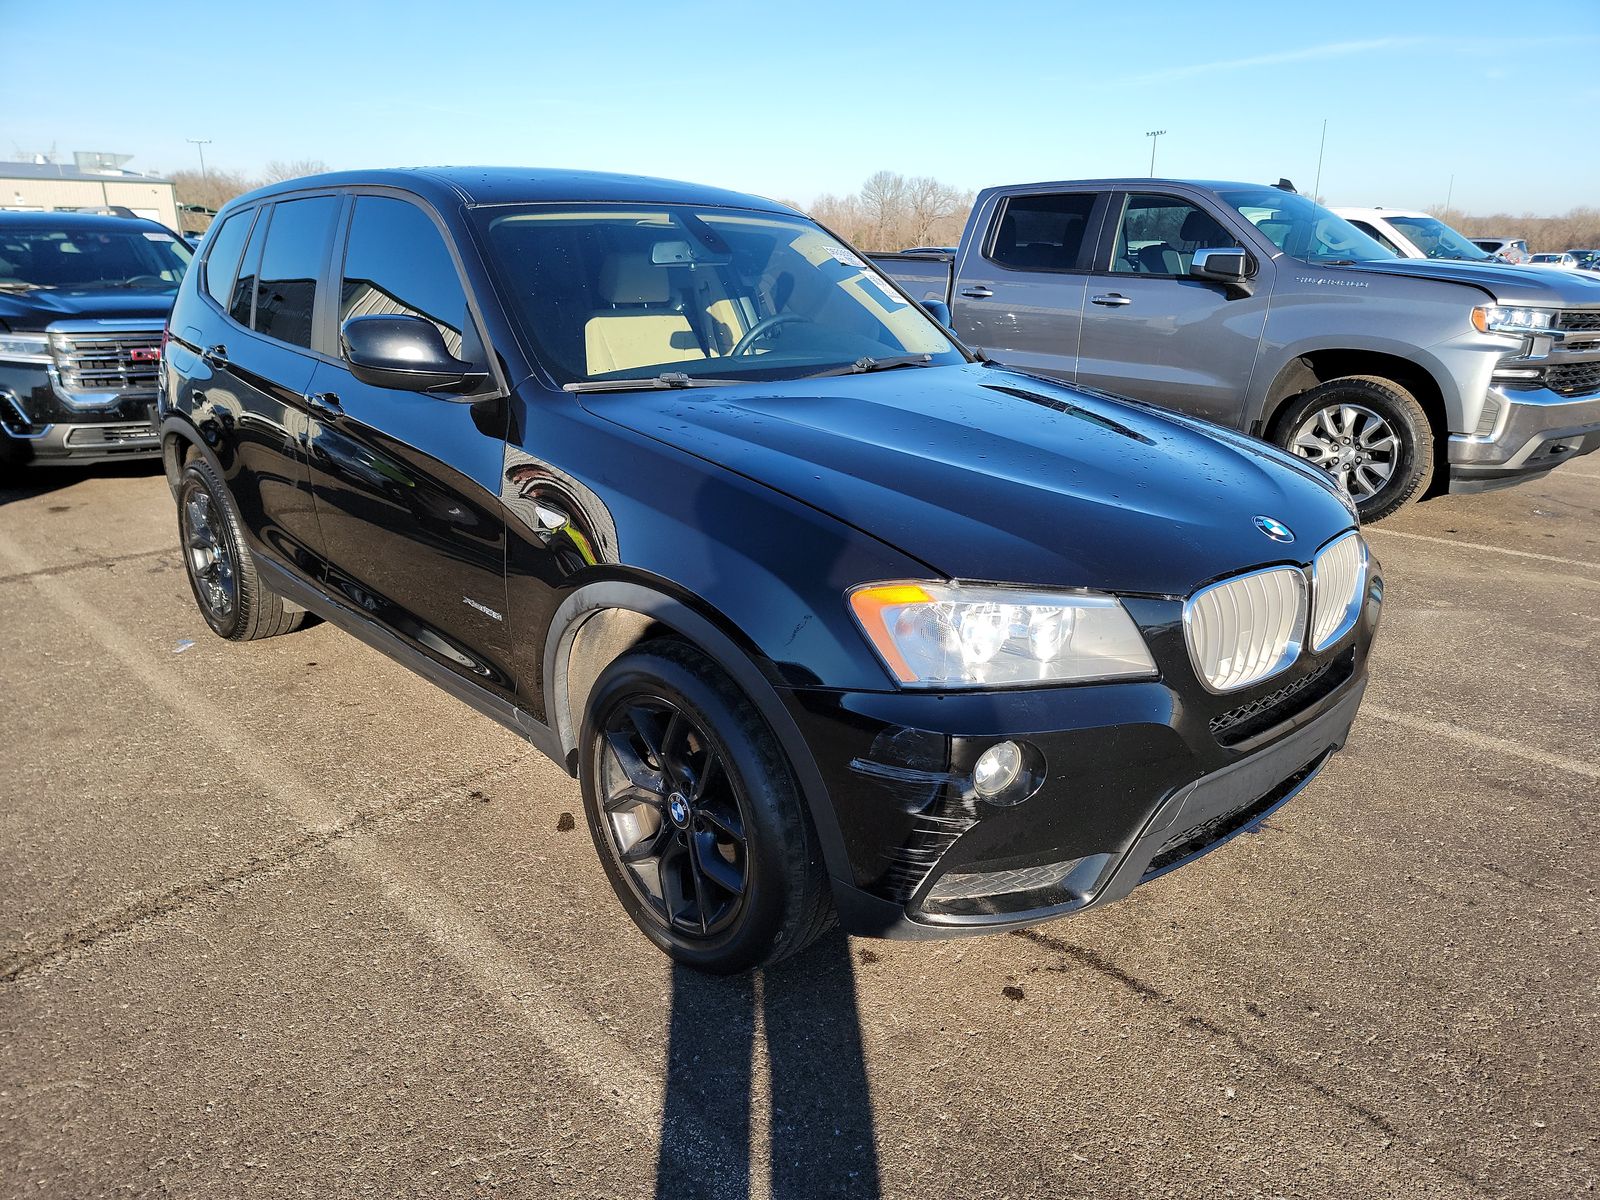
[873,179,1600,521]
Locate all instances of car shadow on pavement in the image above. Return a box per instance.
[655,931,880,1199]
[0,460,164,506]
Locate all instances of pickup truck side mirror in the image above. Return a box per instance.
[919,298,952,327]
[341,315,489,394]
[1189,248,1254,297]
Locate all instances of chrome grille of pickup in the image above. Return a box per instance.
[1555,310,1600,333]
[1545,361,1600,397]
[47,329,163,398]
[1183,567,1307,692]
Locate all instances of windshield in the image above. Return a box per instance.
[0,223,192,291]
[1216,188,1393,265]
[1383,215,1492,261]
[475,203,962,387]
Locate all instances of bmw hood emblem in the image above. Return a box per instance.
[1254,515,1295,543]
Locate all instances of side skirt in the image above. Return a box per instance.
[256,558,568,771]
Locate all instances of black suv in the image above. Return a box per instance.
[1,210,191,466]
[160,169,1381,973]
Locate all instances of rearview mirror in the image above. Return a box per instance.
[341,315,488,394]
[919,298,952,326]
[1189,248,1254,297]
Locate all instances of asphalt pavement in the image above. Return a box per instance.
[1,458,1596,1199]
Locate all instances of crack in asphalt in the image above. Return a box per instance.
[0,755,525,985]
[1012,927,1500,1198]
[0,545,175,588]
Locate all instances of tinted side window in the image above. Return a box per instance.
[1112,194,1237,275]
[202,211,251,308]
[340,196,472,360]
[1348,220,1401,255]
[989,194,1097,271]
[230,207,270,326]
[253,196,339,348]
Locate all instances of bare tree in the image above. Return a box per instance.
[1446,206,1600,253]
[805,172,974,251]
[169,169,260,231]
[261,159,328,184]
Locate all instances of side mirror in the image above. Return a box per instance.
[919,298,952,326]
[1189,247,1254,297]
[341,315,488,393]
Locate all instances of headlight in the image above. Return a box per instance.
[0,332,50,364]
[1471,305,1555,335]
[848,581,1156,688]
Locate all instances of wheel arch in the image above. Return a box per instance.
[1255,350,1450,495]
[541,579,854,887]
[160,414,221,494]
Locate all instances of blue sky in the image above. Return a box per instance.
[5,0,1597,213]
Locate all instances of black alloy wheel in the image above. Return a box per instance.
[181,485,238,624]
[595,693,750,937]
[579,639,834,973]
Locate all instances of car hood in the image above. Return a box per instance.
[0,286,176,332]
[1340,256,1600,306]
[583,364,1353,596]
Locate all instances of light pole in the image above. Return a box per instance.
[1145,130,1166,177]
[186,138,212,182]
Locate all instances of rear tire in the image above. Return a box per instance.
[176,458,305,641]
[1272,375,1433,523]
[579,638,833,974]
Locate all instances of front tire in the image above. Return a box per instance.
[176,458,305,641]
[1272,375,1433,523]
[579,639,833,974]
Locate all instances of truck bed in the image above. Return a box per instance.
[868,252,953,304]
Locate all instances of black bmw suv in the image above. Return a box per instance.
[160,168,1381,973]
[1,209,191,467]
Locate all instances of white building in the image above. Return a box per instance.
[0,153,180,230]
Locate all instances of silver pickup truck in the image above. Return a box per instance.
[873,179,1600,521]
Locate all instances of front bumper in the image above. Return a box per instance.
[1448,384,1600,492]
[787,573,1383,939]
[1,384,160,464]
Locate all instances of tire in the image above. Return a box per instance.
[176,457,305,641]
[1271,375,1433,524]
[579,638,834,974]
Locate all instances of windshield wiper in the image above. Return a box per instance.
[807,353,934,378]
[563,372,743,393]
[0,281,41,292]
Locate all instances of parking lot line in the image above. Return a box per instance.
[1363,704,1600,781]
[0,525,668,1134]
[1367,526,1599,571]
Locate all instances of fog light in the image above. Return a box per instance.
[972,741,1024,799]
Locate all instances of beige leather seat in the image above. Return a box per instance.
[584,254,707,375]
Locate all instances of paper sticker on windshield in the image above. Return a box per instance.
[143,231,174,242]
[826,246,866,268]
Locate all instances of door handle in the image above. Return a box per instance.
[959,286,994,299]
[1091,293,1133,307]
[306,391,343,419]
[201,343,229,368]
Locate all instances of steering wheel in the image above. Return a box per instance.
[729,312,812,357]
[122,274,168,288]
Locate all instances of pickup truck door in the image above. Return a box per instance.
[301,193,516,703]
[947,191,1109,383]
[1074,191,1271,427]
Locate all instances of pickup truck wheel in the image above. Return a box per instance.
[1274,376,1433,523]
[176,459,305,641]
[579,639,834,974]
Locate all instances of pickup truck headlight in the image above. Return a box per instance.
[1471,305,1554,335]
[848,582,1156,688]
[0,332,51,364]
